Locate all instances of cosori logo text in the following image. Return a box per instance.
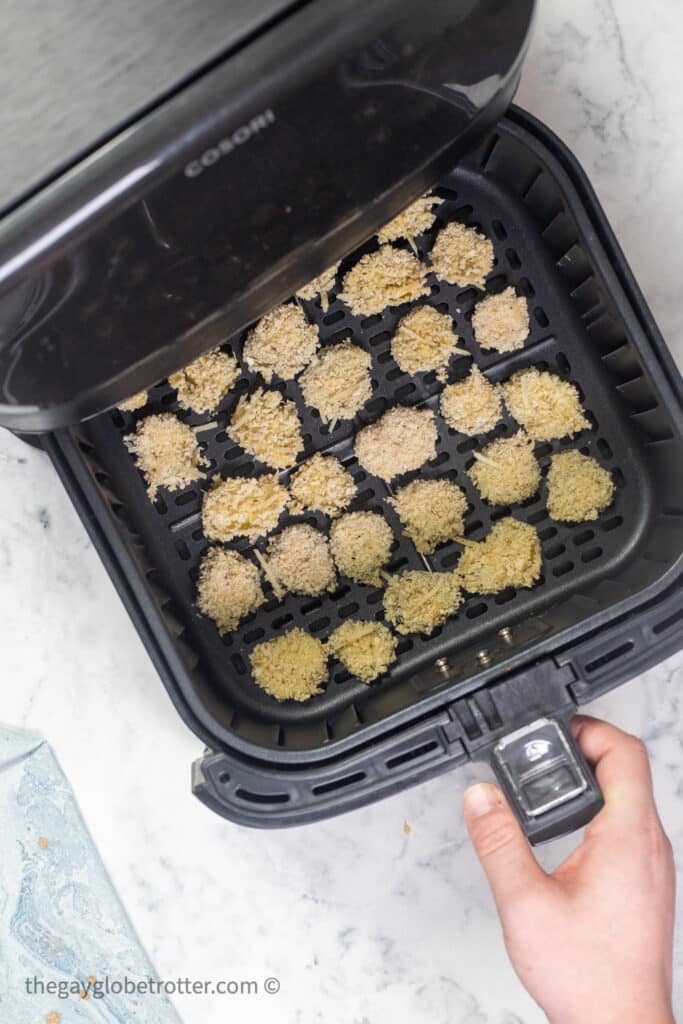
[184,109,276,178]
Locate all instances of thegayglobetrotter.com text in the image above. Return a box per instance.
[25,975,281,999]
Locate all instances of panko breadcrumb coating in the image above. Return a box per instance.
[391,305,467,378]
[383,570,462,636]
[502,368,590,441]
[289,454,356,518]
[354,406,438,481]
[242,303,319,382]
[469,431,540,505]
[202,474,288,543]
[265,524,336,598]
[250,629,328,702]
[228,387,302,469]
[429,222,494,289]
[169,348,238,414]
[339,245,429,316]
[124,413,207,499]
[377,194,438,245]
[439,366,503,436]
[196,547,264,633]
[296,265,337,311]
[472,287,529,352]
[388,478,468,554]
[327,620,398,683]
[330,511,394,586]
[547,450,615,522]
[119,390,148,412]
[456,518,542,594]
[298,342,372,422]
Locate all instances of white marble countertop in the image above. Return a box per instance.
[1,2,682,1022]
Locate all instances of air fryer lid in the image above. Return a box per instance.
[0,0,535,432]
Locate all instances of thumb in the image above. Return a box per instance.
[463,782,547,911]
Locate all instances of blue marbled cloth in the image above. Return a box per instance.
[0,724,182,1022]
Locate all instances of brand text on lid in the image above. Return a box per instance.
[184,109,276,178]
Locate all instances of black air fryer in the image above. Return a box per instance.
[2,0,682,843]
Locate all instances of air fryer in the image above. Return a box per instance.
[1,0,681,843]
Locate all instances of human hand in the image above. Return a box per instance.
[463,715,676,1024]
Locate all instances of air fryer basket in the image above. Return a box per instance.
[45,109,683,835]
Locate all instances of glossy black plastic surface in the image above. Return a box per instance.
[0,0,535,431]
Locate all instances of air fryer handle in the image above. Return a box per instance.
[487,716,604,845]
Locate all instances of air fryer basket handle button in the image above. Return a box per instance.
[490,717,604,845]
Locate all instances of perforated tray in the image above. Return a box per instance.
[80,158,649,743]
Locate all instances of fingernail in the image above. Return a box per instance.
[463,782,499,819]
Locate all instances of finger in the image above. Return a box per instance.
[463,782,547,911]
[571,714,656,820]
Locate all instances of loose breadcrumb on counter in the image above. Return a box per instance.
[118,390,148,412]
[429,222,494,289]
[169,348,239,413]
[196,547,264,633]
[330,510,394,586]
[242,303,319,381]
[468,431,540,505]
[354,406,438,481]
[502,368,590,441]
[202,474,289,543]
[383,570,462,636]
[391,305,467,378]
[377,194,438,246]
[388,478,468,554]
[250,628,328,701]
[289,453,356,518]
[265,524,337,597]
[124,413,207,499]
[296,265,338,311]
[298,342,372,422]
[327,620,398,682]
[547,450,615,522]
[228,387,302,468]
[472,287,529,352]
[456,517,542,594]
[339,246,429,316]
[439,366,503,436]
